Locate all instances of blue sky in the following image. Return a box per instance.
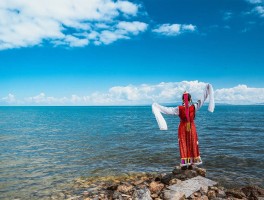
[0,0,264,105]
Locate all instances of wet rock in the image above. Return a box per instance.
[209,186,219,192]
[172,166,182,175]
[184,170,198,179]
[163,190,185,200]
[207,190,216,199]
[241,185,264,199]
[117,184,133,193]
[217,189,226,198]
[226,188,247,199]
[82,191,89,197]
[113,191,124,200]
[107,184,118,191]
[169,178,182,185]
[161,173,175,185]
[132,187,152,200]
[149,181,164,194]
[195,168,206,177]
[151,193,159,198]
[133,180,144,186]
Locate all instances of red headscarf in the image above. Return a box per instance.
[183,92,191,132]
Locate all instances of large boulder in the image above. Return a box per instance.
[168,176,217,198]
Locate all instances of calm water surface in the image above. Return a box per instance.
[0,106,263,199]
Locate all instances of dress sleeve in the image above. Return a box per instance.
[152,102,179,130]
[194,83,215,112]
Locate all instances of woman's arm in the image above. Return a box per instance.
[194,83,215,112]
[152,103,179,130]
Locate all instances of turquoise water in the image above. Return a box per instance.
[0,106,263,199]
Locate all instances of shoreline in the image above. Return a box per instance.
[52,167,264,200]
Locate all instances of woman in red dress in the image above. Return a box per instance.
[152,83,214,169]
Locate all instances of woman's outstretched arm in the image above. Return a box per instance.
[194,83,215,112]
[152,103,179,130]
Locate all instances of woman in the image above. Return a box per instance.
[152,83,215,169]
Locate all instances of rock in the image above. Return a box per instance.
[151,193,158,198]
[113,191,124,200]
[163,190,185,200]
[172,166,182,175]
[200,195,209,200]
[196,168,206,177]
[209,186,219,192]
[207,190,216,199]
[241,185,264,199]
[132,187,152,200]
[200,186,208,195]
[194,192,201,197]
[184,169,198,178]
[133,180,144,186]
[149,181,164,194]
[83,191,89,197]
[161,173,176,185]
[107,184,118,190]
[168,176,217,198]
[226,189,247,199]
[191,195,209,200]
[117,184,133,193]
[169,178,182,185]
[217,190,226,198]
[51,192,65,200]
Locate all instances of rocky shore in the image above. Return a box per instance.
[53,166,264,200]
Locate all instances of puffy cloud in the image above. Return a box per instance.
[245,0,264,17]
[24,93,68,105]
[152,23,197,36]
[254,5,264,17]
[215,85,264,104]
[0,0,146,50]
[246,0,263,4]
[2,81,264,105]
[1,94,17,104]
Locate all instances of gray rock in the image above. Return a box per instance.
[172,166,182,175]
[200,186,209,195]
[184,169,198,178]
[217,190,226,198]
[132,187,152,200]
[161,173,175,185]
[163,190,185,200]
[168,176,217,198]
[113,191,124,200]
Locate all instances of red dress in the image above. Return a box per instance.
[178,105,202,166]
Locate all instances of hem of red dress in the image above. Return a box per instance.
[180,157,202,166]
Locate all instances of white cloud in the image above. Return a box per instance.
[95,21,148,45]
[2,81,264,105]
[223,11,233,21]
[246,0,263,4]
[245,0,264,17]
[0,0,147,50]
[214,85,264,104]
[117,21,148,35]
[152,23,197,36]
[254,5,264,17]
[1,94,16,104]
